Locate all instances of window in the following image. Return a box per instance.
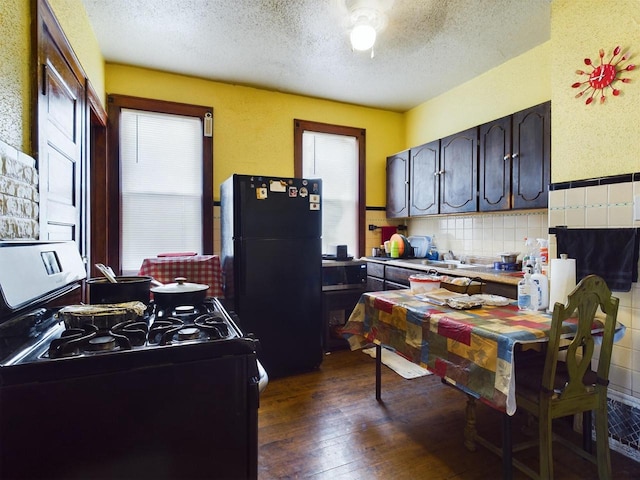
[294,120,365,257]
[120,109,203,271]
[106,95,213,274]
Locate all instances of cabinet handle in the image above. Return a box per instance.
[503,154,511,161]
[433,171,439,176]
[511,153,519,159]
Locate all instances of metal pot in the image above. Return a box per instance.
[87,276,152,304]
[498,252,519,264]
[150,277,209,308]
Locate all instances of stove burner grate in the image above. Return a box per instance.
[47,320,151,359]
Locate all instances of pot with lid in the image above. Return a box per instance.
[87,276,152,304]
[150,277,210,308]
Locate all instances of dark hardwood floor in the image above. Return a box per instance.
[258,349,640,479]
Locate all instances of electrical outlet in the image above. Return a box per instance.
[634,195,640,221]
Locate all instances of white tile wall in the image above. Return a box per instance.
[548,180,640,400]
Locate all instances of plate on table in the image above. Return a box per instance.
[446,296,484,310]
[471,294,510,306]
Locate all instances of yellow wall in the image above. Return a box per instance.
[49,0,106,106]
[106,64,405,204]
[405,42,551,147]
[0,0,105,153]
[551,0,640,182]
[0,0,31,151]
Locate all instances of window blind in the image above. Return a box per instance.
[120,109,203,271]
[302,131,358,255]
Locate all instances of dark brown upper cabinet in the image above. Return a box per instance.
[479,102,551,211]
[512,102,551,209]
[479,116,512,211]
[439,127,478,214]
[409,140,439,216]
[386,150,409,218]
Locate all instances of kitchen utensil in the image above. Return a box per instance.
[87,276,153,304]
[95,263,117,283]
[498,252,519,264]
[407,236,432,258]
[389,233,412,258]
[150,277,209,308]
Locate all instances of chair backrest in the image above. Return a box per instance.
[543,274,619,400]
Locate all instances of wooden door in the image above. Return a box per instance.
[409,140,439,216]
[440,127,478,214]
[479,116,511,211]
[36,1,85,244]
[512,102,551,209]
[386,150,409,218]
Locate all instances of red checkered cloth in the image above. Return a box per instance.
[138,255,223,298]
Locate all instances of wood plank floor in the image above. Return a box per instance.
[258,349,640,479]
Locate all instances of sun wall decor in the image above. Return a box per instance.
[571,46,635,105]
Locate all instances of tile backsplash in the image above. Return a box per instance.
[407,210,547,260]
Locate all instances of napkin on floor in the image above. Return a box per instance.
[362,346,431,379]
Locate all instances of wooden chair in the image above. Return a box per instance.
[512,274,619,479]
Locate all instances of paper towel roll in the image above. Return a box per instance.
[548,256,576,313]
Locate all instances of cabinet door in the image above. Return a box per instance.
[384,266,413,286]
[386,151,409,218]
[409,140,439,216]
[512,102,550,209]
[440,127,478,214]
[479,116,511,211]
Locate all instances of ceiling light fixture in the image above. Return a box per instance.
[350,21,377,51]
[346,0,393,56]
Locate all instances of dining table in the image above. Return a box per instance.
[341,288,623,479]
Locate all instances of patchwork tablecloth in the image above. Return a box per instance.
[342,289,585,415]
[138,255,223,298]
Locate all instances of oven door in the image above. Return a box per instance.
[0,345,259,480]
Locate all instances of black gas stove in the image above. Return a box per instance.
[0,241,263,479]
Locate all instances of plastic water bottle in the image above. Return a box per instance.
[426,235,439,260]
[518,270,533,310]
[531,260,549,311]
[537,238,549,265]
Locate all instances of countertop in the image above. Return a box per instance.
[362,257,523,286]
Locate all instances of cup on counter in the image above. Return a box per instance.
[383,241,391,254]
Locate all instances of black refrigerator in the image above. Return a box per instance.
[220,174,323,378]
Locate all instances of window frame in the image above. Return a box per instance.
[105,95,213,273]
[293,119,366,258]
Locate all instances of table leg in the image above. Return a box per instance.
[502,414,513,480]
[375,344,381,401]
[464,395,477,451]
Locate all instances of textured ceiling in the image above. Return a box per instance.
[81,0,551,112]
